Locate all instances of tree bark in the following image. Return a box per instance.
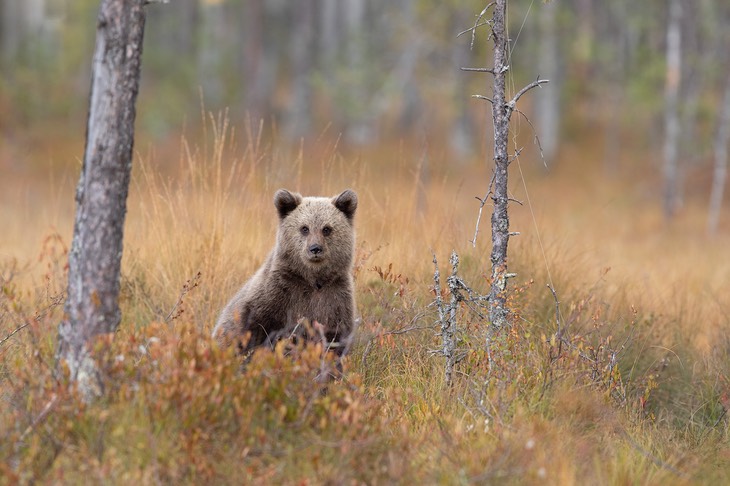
[488,0,511,331]
[56,0,148,398]
[707,71,730,235]
[662,0,682,220]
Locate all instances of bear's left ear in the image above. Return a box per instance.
[274,189,303,220]
[333,189,357,221]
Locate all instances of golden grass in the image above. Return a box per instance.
[1,113,729,483]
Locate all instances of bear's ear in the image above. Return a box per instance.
[333,189,358,221]
[274,189,302,220]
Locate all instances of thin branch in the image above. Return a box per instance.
[0,322,30,348]
[165,271,201,324]
[547,284,562,339]
[513,107,547,167]
[471,172,497,247]
[460,67,495,74]
[472,94,494,104]
[456,21,491,40]
[456,2,497,49]
[18,393,59,443]
[507,77,549,110]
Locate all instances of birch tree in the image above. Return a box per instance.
[56,0,151,398]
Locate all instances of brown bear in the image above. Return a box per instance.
[213,188,358,363]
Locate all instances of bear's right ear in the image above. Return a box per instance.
[274,189,302,220]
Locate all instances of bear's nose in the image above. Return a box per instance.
[308,244,323,255]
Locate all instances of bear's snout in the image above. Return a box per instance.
[308,243,324,258]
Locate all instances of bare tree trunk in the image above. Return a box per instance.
[0,0,20,65]
[536,0,560,167]
[56,0,148,399]
[470,1,546,332]
[198,1,226,106]
[450,8,475,157]
[488,0,511,331]
[284,0,315,140]
[662,0,682,220]
[708,71,730,235]
[343,0,373,144]
[242,0,279,124]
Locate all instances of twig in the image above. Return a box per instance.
[0,322,30,348]
[547,284,561,338]
[507,77,549,111]
[472,94,494,104]
[511,107,547,168]
[18,393,59,443]
[456,2,497,49]
[165,271,201,323]
[460,67,495,74]
[471,172,497,247]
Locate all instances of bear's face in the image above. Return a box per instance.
[274,189,357,275]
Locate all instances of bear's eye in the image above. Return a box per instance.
[300,226,309,235]
[322,226,332,236]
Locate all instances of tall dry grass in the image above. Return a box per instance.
[1,112,729,483]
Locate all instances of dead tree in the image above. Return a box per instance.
[433,251,489,387]
[708,71,730,235]
[55,0,152,398]
[463,2,547,331]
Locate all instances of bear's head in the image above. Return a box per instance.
[273,189,357,279]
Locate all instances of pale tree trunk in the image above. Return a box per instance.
[198,1,226,106]
[242,0,279,123]
[662,0,682,220]
[319,0,339,63]
[488,0,512,331]
[535,0,560,167]
[450,8,476,157]
[284,0,315,140]
[602,0,629,175]
[707,71,730,235]
[343,0,373,144]
[0,0,20,65]
[56,0,148,399]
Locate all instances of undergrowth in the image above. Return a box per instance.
[2,115,730,484]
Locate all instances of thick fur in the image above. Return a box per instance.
[213,189,358,358]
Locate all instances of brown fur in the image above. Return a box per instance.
[213,189,358,359]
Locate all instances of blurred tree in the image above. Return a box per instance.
[284,0,315,140]
[56,0,150,399]
[535,0,561,167]
[342,0,373,144]
[241,0,281,124]
[662,0,682,220]
[707,70,730,235]
[450,7,476,157]
[198,0,226,106]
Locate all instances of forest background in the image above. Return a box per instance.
[2,0,730,483]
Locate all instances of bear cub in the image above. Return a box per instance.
[213,188,358,363]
